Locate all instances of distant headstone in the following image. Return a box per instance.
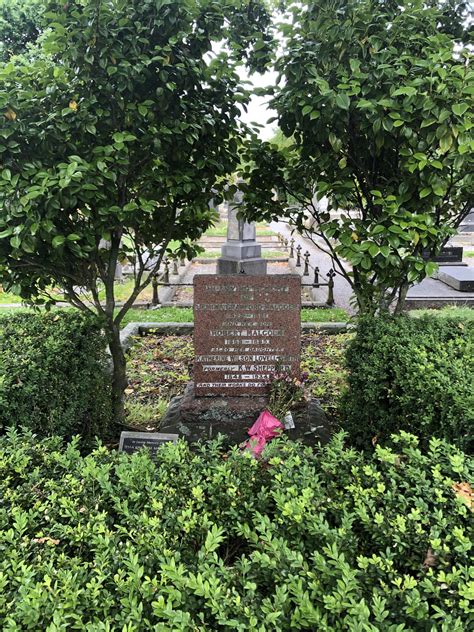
[423,246,463,264]
[194,274,301,396]
[119,431,178,458]
[216,188,267,275]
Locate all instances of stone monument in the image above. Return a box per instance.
[216,188,267,275]
[160,273,331,445]
[194,275,300,395]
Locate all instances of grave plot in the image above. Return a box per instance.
[123,331,352,432]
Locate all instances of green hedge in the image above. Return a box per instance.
[341,316,473,451]
[0,431,472,630]
[0,311,112,440]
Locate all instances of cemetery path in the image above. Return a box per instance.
[270,220,356,313]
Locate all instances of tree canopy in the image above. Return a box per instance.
[241,0,473,314]
[0,0,272,419]
[0,0,44,62]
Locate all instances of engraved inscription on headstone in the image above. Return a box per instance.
[119,431,178,458]
[194,275,301,396]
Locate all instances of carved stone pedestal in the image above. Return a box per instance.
[216,189,267,276]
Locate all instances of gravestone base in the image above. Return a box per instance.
[159,382,333,447]
[216,257,267,275]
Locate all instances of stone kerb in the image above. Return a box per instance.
[120,320,349,353]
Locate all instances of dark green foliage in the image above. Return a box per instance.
[241,0,473,314]
[0,0,272,423]
[0,0,44,62]
[0,430,472,629]
[341,316,474,451]
[0,311,111,440]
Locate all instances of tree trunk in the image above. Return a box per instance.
[106,321,127,424]
[394,282,409,315]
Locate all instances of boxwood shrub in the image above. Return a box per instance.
[341,315,473,452]
[0,311,112,440]
[0,430,472,630]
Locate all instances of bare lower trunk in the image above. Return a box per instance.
[106,321,127,424]
[394,282,409,315]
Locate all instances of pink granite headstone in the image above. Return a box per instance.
[194,275,301,396]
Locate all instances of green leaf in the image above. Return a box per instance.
[392,86,417,97]
[357,99,373,110]
[420,119,436,128]
[335,93,350,110]
[425,261,438,276]
[52,236,65,248]
[419,188,431,198]
[328,134,342,152]
[10,235,21,249]
[452,103,468,117]
[388,225,403,234]
[349,59,360,73]
[439,134,453,153]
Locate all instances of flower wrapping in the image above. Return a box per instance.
[244,409,283,457]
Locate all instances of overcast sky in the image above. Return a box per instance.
[238,68,279,139]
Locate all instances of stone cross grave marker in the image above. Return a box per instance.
[216,188,267,275]
[194,274,301,396]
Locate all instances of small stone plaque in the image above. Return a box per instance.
[194,274,301,396]
[119,431,178,458]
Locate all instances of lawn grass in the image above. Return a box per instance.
[120,307,194,326]
[0,304,350,326]
[410,305,474,321]
[122,306,349,326]
[3,304,471,326]
[0,289,23,304]
[0,278,155,305]
[204,221,275,237]
[301,307,348,322]
[198,249,287,259]
[0,306,36,315]
[465,251,474,258]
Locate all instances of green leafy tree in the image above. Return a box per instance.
[0,0,272,421]
[241,0,473,314]
[0,0,44,62]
